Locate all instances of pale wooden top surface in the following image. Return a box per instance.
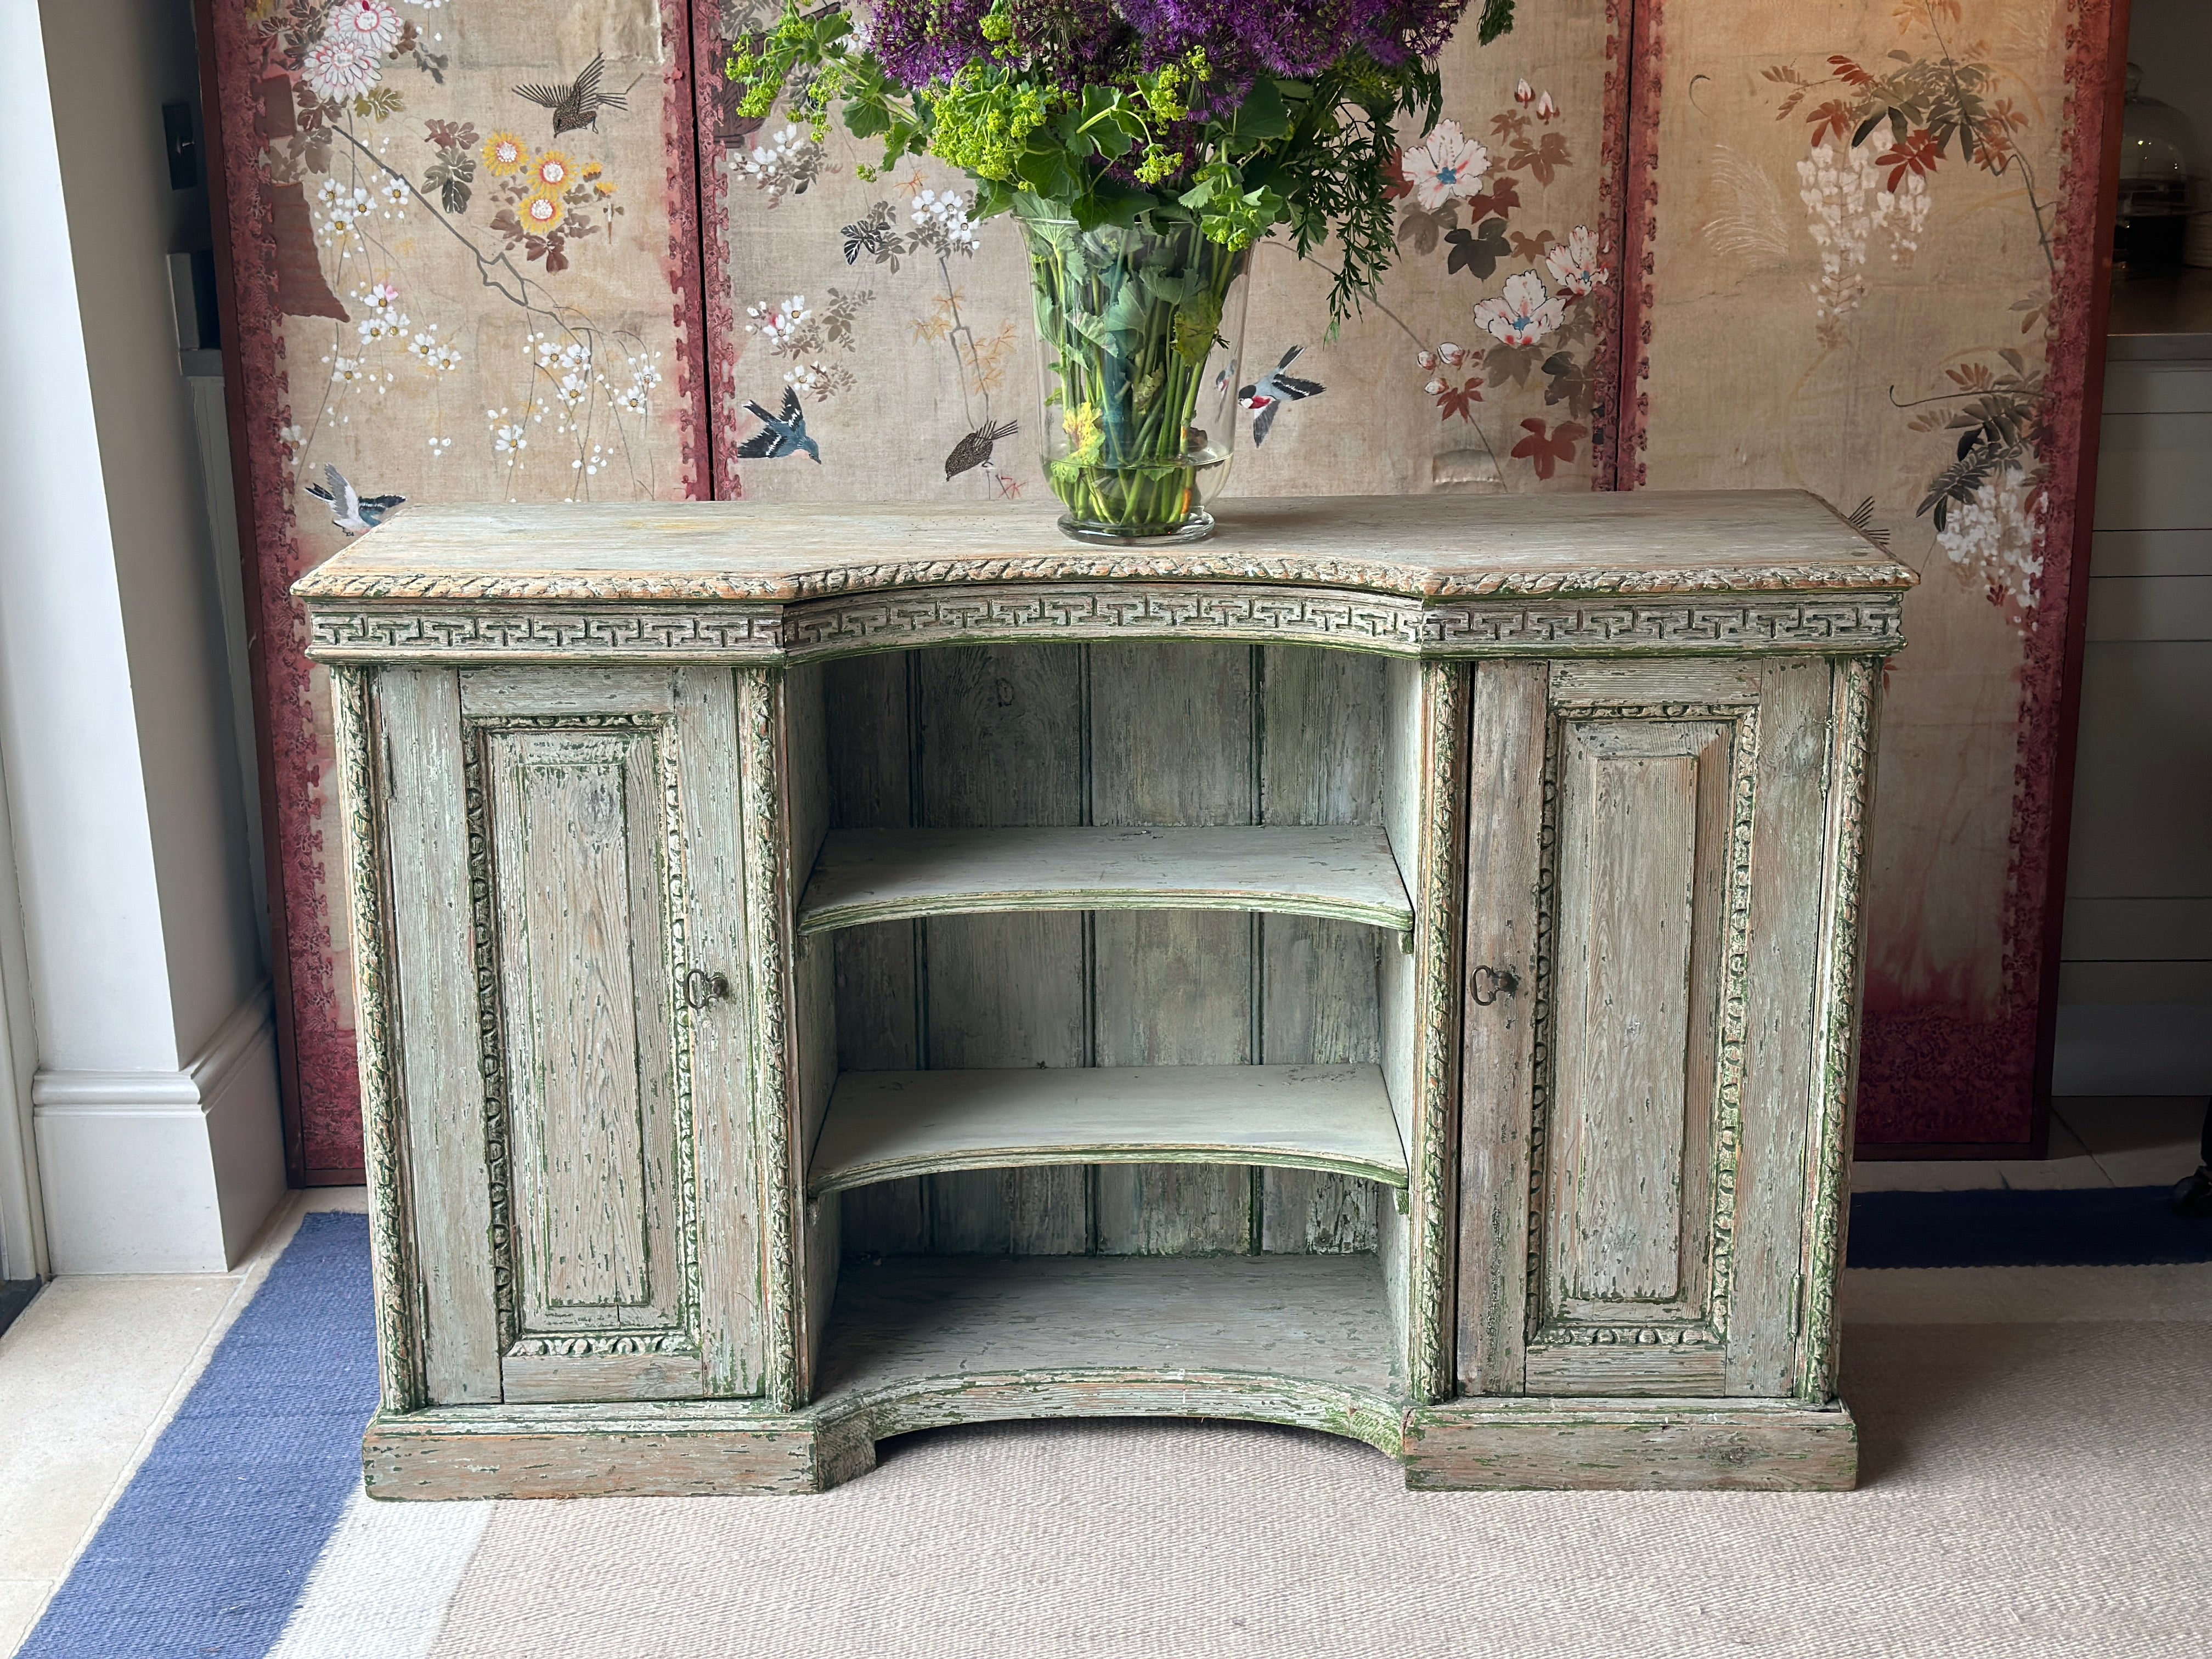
[292,492,1915,604]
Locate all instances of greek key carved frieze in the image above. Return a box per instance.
[303,588,1904,663]
[780,586,1906,660]
[308,607,782,659]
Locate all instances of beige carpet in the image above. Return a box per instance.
[421,1317,2211,1658]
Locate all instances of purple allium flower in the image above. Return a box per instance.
[866,0,997,87]
[863,0,1470,98]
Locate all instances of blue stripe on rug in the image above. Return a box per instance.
[1848,1185,2212,1269]
[19,1212,379,1659]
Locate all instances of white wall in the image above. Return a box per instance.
[0,0,283,1272]
[2057,356,2212,1096]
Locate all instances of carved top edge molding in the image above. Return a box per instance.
[290,493,1917,608]
[303,582,1907,664]
[297,558,1916,604]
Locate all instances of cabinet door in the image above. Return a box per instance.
[1458,658,1846,1399]
[381,665,759,1405]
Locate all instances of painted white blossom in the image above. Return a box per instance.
[1938,466,2043,618]
[745,296,809,347]
[911,189,980,251]
[301,36,382,101]
[356,309,408,343]
[529,332,591,374]
[378,177,410,211]
[407,329,460,372]
[1544,225,1609,298]
[1797,139,1892,343]
[742,126,817,205]
[1403,119,1489,212]
[317,179,372,237]
[1882,171,1931,264]
[330,0,403,51]
[490,412,528,456]
[1472,270,1566,347]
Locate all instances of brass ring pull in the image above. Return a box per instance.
[683,968,729,1011]
[1470,964,1517,1007]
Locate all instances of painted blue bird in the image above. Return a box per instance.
[304,464,405,535]
[736,387,821,464]
[1236,346,1325,446]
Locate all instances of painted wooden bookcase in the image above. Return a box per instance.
[296,492,1909,1495]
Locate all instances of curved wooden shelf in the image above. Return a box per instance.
[795,826,1412,935]
[806,1064,1408,1197]
[811,1254,1403,1455]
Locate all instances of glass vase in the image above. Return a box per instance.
[1018,216,1250,545]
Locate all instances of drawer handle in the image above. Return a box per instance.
[683,968,730,1011]
[1470,964,1517,1007]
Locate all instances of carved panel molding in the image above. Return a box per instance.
[1525,700,1760,1355]
[462,712,706,1365]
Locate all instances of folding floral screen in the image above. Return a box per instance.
[201,0,2120,1178]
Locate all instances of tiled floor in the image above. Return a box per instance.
[1848,1096,2209,1192]
[0,1098,2205,1655]
[0,1188,367,1657]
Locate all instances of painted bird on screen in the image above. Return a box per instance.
[304,465,405,536]
[511,54,636,138]
[944,418,1018,481]
[736,388,822,463]
[1237,346,1325,445]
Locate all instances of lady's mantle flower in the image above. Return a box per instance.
[482,132,527,177]
[330,0,403,53]
[1404,119,1488,212]
[1543,225,1607,298]
[1062,401,1103,466]
[301,36,381,101]
[1472,270,1566,347]
[521,192,565,232]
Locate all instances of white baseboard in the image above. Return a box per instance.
[2052,1002,2212,1097]
[31,987,286,1272]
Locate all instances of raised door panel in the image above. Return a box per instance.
[458,667,758,1404]
[487,727,683,1346]
[1523,682,1756,1398]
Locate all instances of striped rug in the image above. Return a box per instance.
[14,1201,2212,1658]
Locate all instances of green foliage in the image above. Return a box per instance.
[724,0,1514,328]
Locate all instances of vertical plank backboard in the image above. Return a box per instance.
[1090,643,1256,1256]
[1730,659,1831,1396]
[1455,659,1547,1395]
[1259,645,1385,1255]
[917,645,1088,1254]
[379,668,500,1404]
[822,654,924,1255]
